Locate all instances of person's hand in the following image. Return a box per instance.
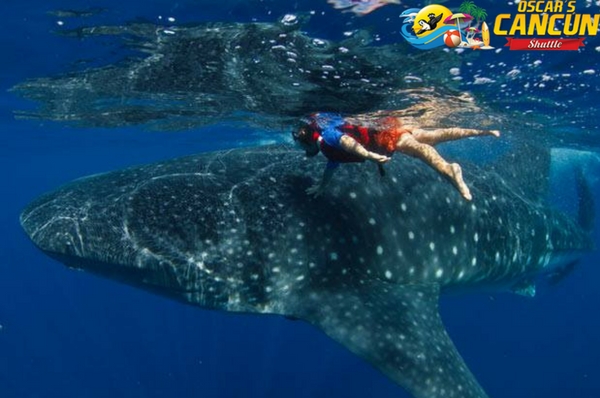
[306,183,324,197]
[368,152,391,164]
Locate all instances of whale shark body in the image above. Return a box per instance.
[20,145,593,398]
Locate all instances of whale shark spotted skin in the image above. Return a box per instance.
[20,145,593,398]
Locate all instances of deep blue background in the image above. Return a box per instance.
[1,1,599,397]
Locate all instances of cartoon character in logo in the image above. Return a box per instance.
[400,5,455,50]
[416,13,444,35]
[400,3,494,50]
[399,9,418,24]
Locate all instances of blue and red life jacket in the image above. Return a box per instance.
[305,114,393,163]
[321,123,380,163]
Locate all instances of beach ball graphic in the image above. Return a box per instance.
[444,30,461,48]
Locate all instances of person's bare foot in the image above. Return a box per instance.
[450,163,472,201]
[487,130,501,138]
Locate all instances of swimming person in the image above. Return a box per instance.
[292,113,500,201]
[328,0,401,16]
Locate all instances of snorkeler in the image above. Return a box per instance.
[292,113,500,201]
[327,0,401,16]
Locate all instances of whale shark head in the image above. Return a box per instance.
[20,145,593,398]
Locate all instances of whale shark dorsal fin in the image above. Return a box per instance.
[302,283,488,398]
[489,144,551,203]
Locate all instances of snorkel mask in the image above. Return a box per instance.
[292,125,320,157]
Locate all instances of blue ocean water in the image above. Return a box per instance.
[1,1,600,397]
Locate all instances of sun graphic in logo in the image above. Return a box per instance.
[412,5,453,38]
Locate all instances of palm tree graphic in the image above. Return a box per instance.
[459,1,487,24]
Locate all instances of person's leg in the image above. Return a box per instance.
[410,127,499,146]
[396,134,472,201]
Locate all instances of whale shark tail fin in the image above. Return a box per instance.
[302,282,488,398]
[576,167,595,233]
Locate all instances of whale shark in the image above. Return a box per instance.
[20,145,593,398]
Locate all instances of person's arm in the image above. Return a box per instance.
[306,162,338,197]
[338,135,390,163]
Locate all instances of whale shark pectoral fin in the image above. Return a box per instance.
[303,283,488,398]
[511,279,537,297]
